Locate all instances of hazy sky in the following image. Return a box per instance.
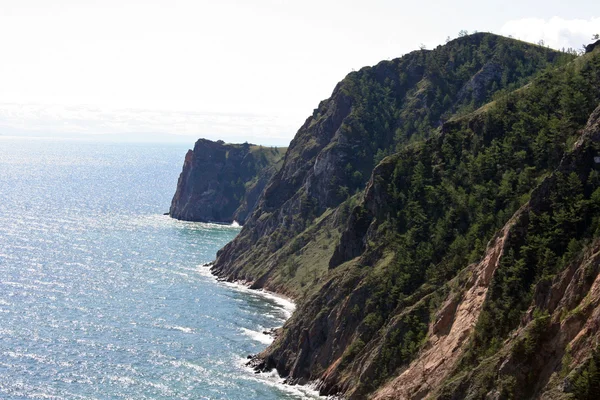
[0,0,598,145]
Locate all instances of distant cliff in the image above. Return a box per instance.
[169,139,286,224]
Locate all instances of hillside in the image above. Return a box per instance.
[212,33,571,293]
[208,33,600,398]
[169,139,286,224]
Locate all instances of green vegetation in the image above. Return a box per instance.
[330,46,600,395]
[222,34,576,291]
[249,145,288,167]
[338,32,573,159]
[472,170,600,359]
[346,45,600,329]
[572,347,600,399]
[323,43,600,394]
[310,33,575,199]
[213,34,600,398]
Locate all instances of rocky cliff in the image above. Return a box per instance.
[210,33,600,399]
[212,33,568,291]
[169,139,285,224]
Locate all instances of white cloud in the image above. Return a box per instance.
[500,16,600,51]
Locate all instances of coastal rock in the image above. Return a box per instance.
[169,139,285,224]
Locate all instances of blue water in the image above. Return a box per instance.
[0,139,317,400]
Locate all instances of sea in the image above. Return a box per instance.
[0,138,320,400]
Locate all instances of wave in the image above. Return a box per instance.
[196,262,296,324]
[158,324,195,334]
[171,359,209,375]
[240,327,274,345]
[197,263,330,398]
[252,289,296,319]
[234,360,324,399]
[218,279,296,319]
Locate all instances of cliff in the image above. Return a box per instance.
[169,139,285,224]
[208,33,600,399]
[212,33,569,293]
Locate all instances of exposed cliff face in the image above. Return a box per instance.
[372,211,520,400]
[169,139,285,224]
[431,103,600,400]
[212,85,355,286]
[210,35,600,399]
[256,94,600,400]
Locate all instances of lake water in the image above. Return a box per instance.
[0,138,318,399]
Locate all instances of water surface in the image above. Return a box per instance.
[0,138,317,399]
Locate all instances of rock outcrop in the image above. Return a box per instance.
[586,39,600,54]
[169,139,285,224]
[373,211,519,400]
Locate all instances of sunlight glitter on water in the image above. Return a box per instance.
[0,139,322,400]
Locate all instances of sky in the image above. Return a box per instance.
[0,0,598,145]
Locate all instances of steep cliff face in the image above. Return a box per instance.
[372,211,520,400]
[212,35,600,399]
[169,139,285,224]
[212,33,568,291]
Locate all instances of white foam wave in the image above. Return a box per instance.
[196,263,296,326]
[217,279,296,320]
[196,264,330,398]
[243,368,325,399]
[240,327,274,345]
[254,289,296,319]
[108,375,136,386]
[123,213,244,232]
[195,265,218,280]
[2,350,68,367]
[226,356,326,399]
[160,325,194,334]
